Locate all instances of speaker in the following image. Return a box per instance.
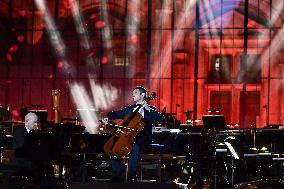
[70,182,179,189]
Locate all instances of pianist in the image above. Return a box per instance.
[12,112,55,189]
[12,112,39,168]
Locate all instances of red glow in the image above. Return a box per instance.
[227,125,234,129]
[101,56,108,64]
[95,21,106,28]
[18,10,27,17]
[63,0,72,9]
[155,9,173,14]
[48,73,53,79]
[12,110,20,118]
[9,45,19,53]
[130,34,138,44]
[57,61,64,68]
[163,9,173,14]
[17,35,25,42]
[247,20,257,28]
[59,9,66,17]
[90,14,97,20]
[6,53,13,62]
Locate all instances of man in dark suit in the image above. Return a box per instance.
[12,112,55,189]
[103,86,165,182]
[12,112,39,169]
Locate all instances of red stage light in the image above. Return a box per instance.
[130,34,138,44]
[90,14,97,20]
[63,0,72,9]
[48,73,53,79]
[12,110,20,118]
[17,35,25,42]
[59,9,66,17]
[57,61,64,68]
[6,53,13,62]
[101,56,108,64]
[95,21,106,28]
[9,45,19,53]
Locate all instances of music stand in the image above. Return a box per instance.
[202,115,226,130]
[202,115,227,188]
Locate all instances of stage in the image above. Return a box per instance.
[1,0,284,188]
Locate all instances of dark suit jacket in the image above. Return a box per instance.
[12,125,33,169]
[107,104,165,146]
[12,126,56,187]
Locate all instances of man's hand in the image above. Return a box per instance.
[141,100,150,111]
[101,117,109,125]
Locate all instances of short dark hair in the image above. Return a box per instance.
[133,86,147,98]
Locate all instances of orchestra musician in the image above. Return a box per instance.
[103,86,165,182]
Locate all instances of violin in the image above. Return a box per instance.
[103,92,157,159]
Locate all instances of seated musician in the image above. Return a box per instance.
[12,112,39,169]
[103,86,165,182]
[12,112,55,189]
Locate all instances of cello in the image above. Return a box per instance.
[103,92,157,159]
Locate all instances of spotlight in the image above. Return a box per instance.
[57,61,64,68]
[101,56,108,64]
[17,35,25,42]
[12,110,20,118]
[130,34,138,44]
[207,109,220,113]
[48,73,53,79]
[261,146,268,151]
[9,45,19,53]
[95,21,106,28]
[6,53,13,63]
[89,14,97,20]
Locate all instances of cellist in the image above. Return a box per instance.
[102,86,165,182]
